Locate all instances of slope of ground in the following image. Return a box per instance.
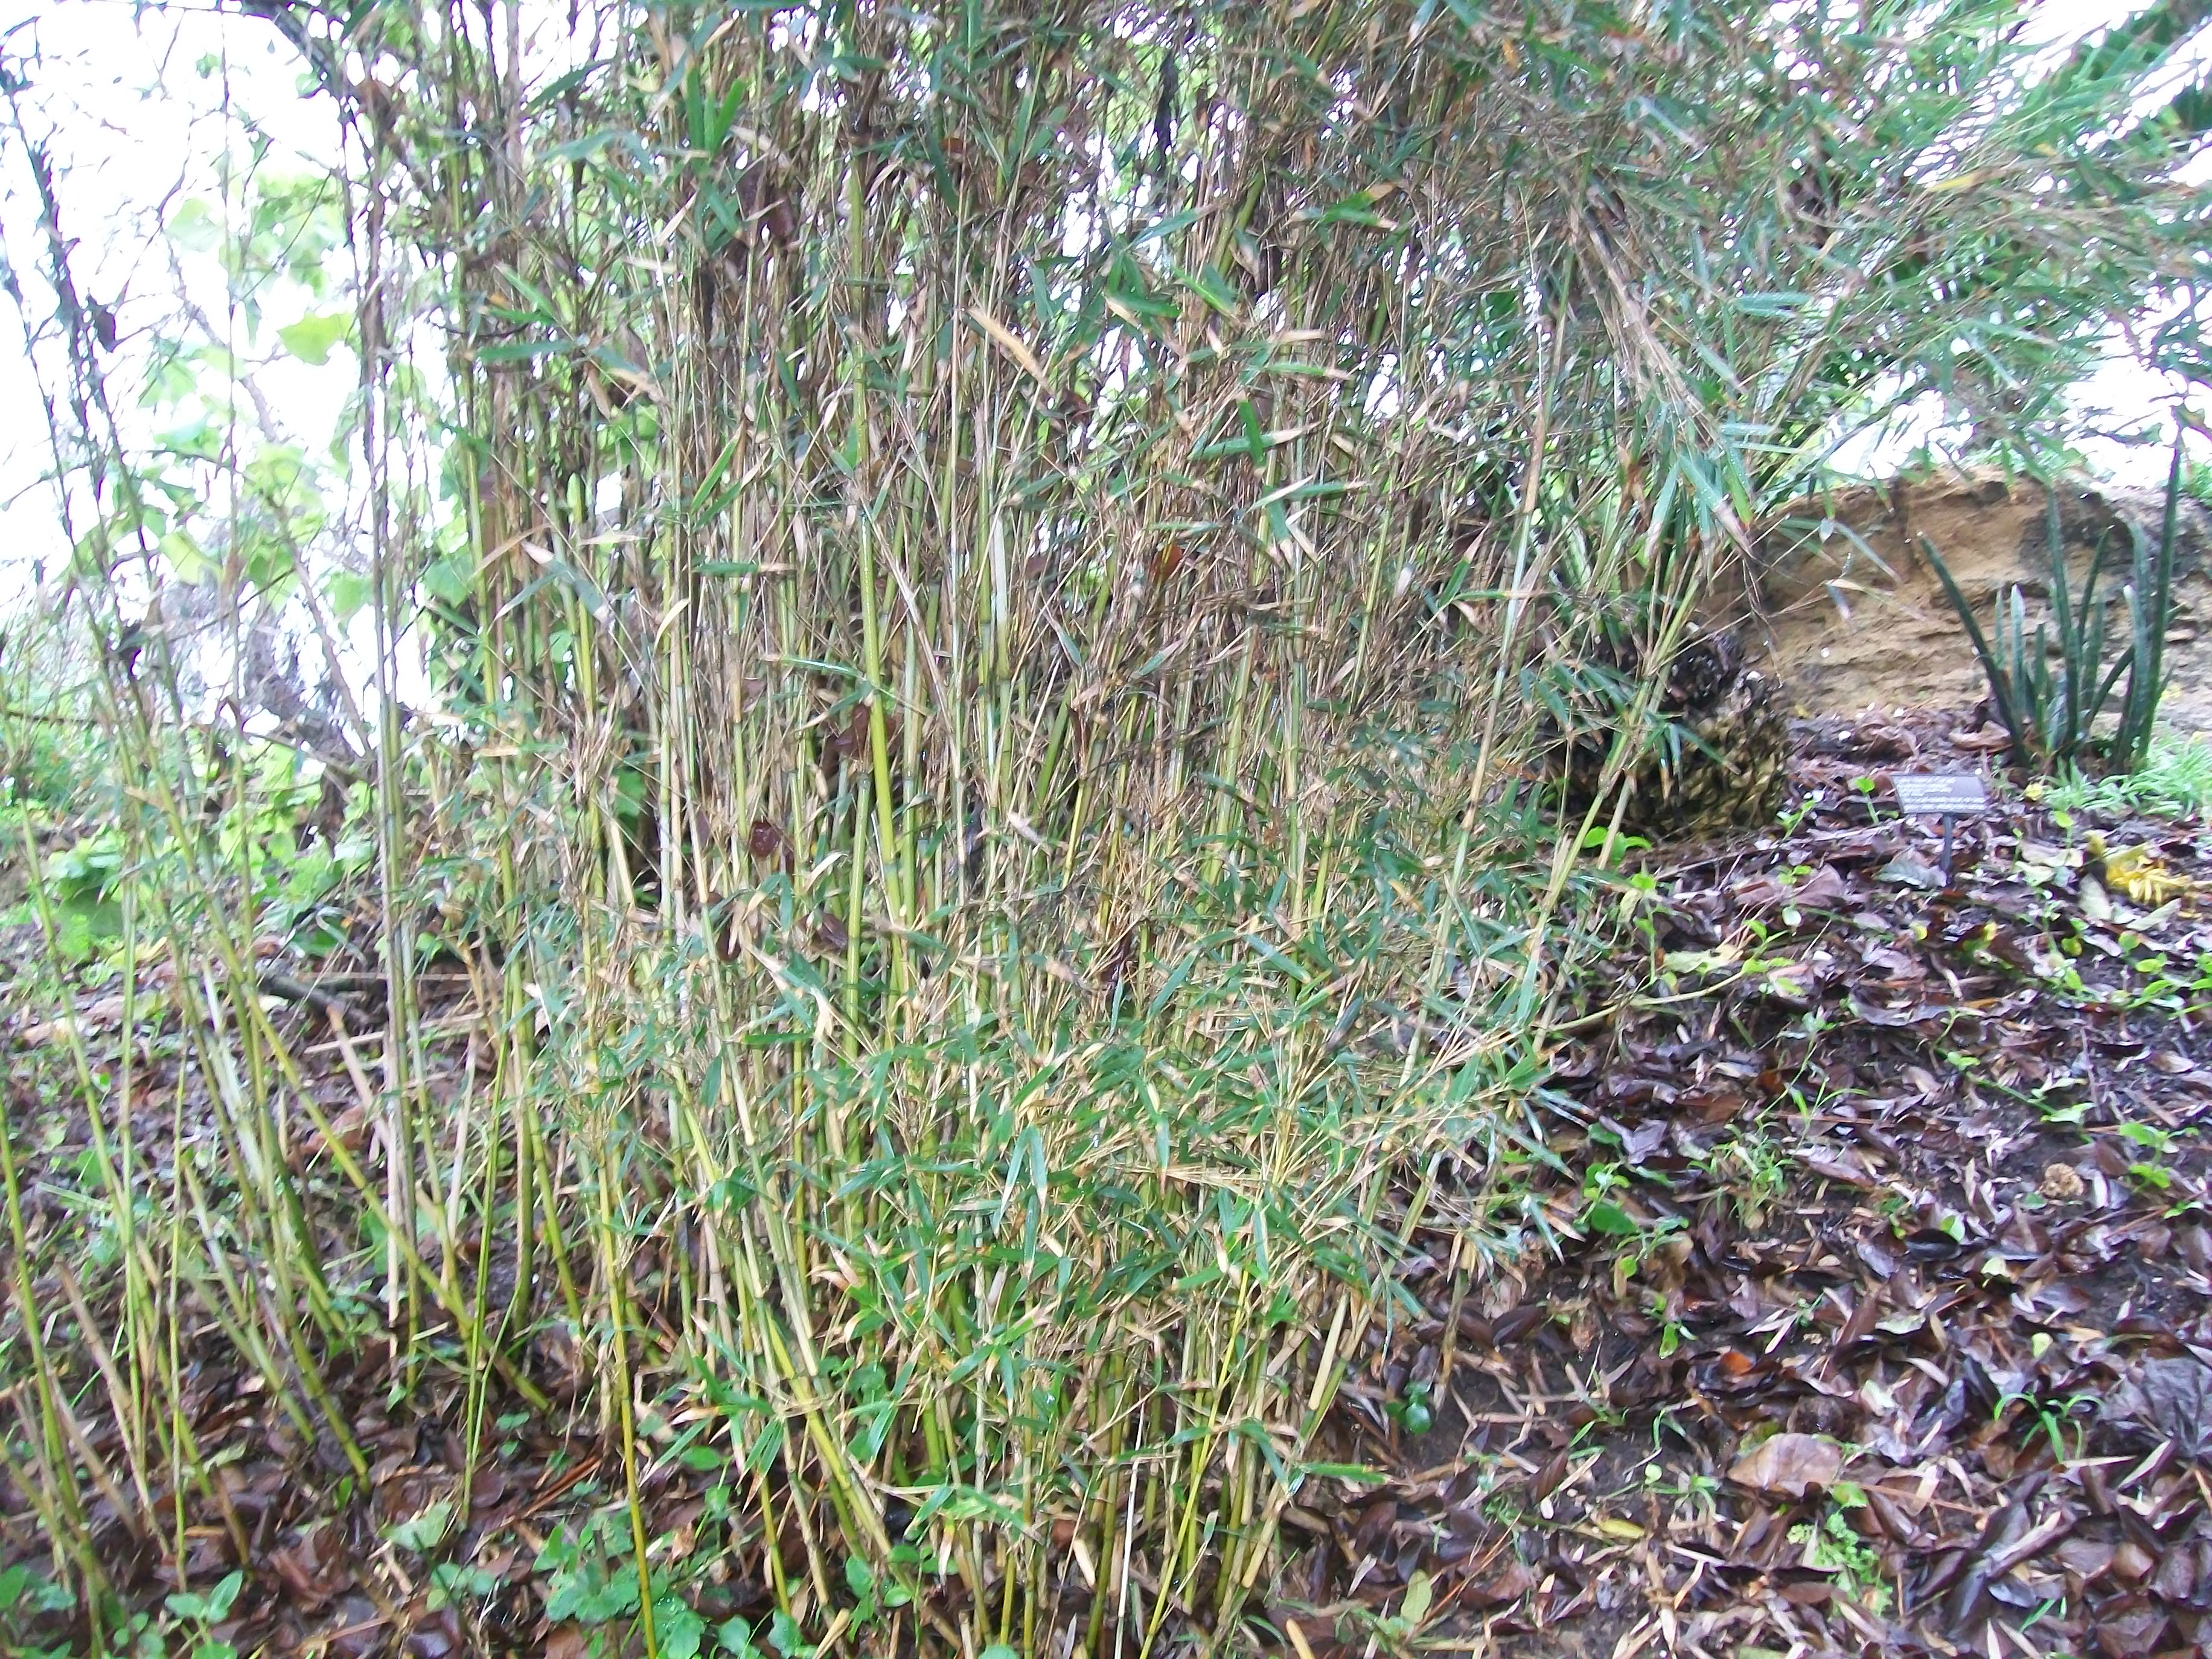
[1275,711,2212,1657]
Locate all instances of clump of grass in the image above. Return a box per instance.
[2043,732,2212,820]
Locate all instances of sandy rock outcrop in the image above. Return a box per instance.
[1736,469,2212,730]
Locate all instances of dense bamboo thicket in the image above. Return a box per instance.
[1,1,2205,1653]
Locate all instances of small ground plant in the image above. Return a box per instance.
[1924,432,2186,777]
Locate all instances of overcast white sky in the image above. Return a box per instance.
[0,0,348,601]
[0,0,2201,615]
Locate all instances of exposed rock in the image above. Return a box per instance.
[1730,468,2212,729]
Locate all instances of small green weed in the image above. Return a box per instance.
[533,1506,784,1659]
[1642,1456,1724,1520]
[1788,1493,1891,1614]
[1703,1128,1792,1227]
[1581,1167,1689,1296]
[1995,1388,2096,1462]
[2043,734,2212,820]
[1385,1378,1436,1437]
[161,1570,244,1659]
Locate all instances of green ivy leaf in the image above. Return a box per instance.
[767,1608,810,1658]
[420,552,475,608]
[277,311,351,366]
[168,197,223,253]
[327,568,373,624]
[657,1599,707,1659]
[385,1499,453,1553]
[1583,1200,1642,1237]
[165,1569,244,1624]
[159,529,215,585]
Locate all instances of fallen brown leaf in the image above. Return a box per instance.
[1728,1433,1843,1499]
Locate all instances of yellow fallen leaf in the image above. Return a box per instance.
[1591,1515,1646,1541]
[2079,874,2114,922]
[2093,837,2196,906]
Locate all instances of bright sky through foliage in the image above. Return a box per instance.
[0,0,2202,607]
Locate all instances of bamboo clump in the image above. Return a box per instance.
[0,2,2200,1653]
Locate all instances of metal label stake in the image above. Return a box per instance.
[1892,773,1989,886]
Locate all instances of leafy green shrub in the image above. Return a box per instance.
[40,828,127,962]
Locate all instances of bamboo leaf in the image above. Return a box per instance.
[965,305,1048,387]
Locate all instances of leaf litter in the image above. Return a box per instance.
[1274,712,2212,1658]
